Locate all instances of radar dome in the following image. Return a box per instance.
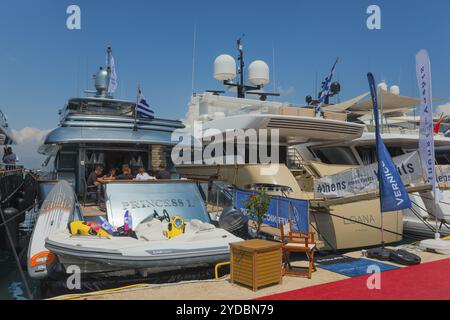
[248,60,270,86]
[214,54,236,81]
[377,81,388,92]
[95,67,108,91]
[390,85,400,95]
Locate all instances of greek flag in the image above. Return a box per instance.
[136,89,154,119]
[316,58,339,116]
[108,54,118,94]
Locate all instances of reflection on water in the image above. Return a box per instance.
[9,282,26,300]
[0,250,39,300]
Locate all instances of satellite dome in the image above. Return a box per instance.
[377,81,388,92]
[248,60,270,86]
[214,54,236,81]
[95,67,108,91]
[390,85,400,95]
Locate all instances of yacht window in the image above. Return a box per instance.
[312,147,358,165]
[436,149,450,165]
[57,152,77,171]
[85,150,149,177]
[356,146,405,165]
[67,100,135,117]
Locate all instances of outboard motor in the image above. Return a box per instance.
[218,206,249,238]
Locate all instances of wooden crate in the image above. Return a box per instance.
[230,239,282,291]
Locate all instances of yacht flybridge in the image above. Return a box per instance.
[39,60,184,194]
[28,48,242,280]
[185,92,364,144]
[177,41,408,251]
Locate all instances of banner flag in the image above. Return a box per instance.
[368,72,412,212]
[314,151,423,198]
[416,49,441,204]
[234,189,309,232]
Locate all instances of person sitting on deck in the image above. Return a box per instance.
[116,164,134,180]
[155,163,171,180]
[87,166,104,189]
[2,147,17,166]
[102,167,117,180]
[135,166,156,181]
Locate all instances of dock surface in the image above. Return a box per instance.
[50,243,450,300]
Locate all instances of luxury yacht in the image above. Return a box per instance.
[294,85,450,239]
[177,42,407,251]
[27,48,242,280]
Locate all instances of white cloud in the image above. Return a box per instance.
[12,127,50,144]
[435,102,450,116]
[9,127,51,169]
[277,85,295,96]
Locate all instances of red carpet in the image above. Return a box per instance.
[257,258,450,300]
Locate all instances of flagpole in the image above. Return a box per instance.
[368,73,412,254]
[315,57,339,118]
[379,82,386,247]
[368,73,386,248]
[106,46,112,96]
[134,83,140,132]
[377,112,385,249]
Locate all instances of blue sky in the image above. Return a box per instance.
[1,0,450,132]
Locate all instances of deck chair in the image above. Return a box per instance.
[280,219,316,279]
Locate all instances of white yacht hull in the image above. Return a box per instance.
[46,228,241,276]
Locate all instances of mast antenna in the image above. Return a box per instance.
[272,41,277,96]
[191,24,197,95]
[237,35,245,98]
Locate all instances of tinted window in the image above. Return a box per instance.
[356,146,404,165]
[436,149,450,165]
[58,152,76,171]
[312,147,358,165]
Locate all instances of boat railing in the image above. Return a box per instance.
[0,167,25,204]
[191,178,234,215]
[217,105,315,118]
[287,146,306,169]
[365,124,421,135]
[0,163,25,172]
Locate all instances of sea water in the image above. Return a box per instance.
[0,250,39,300]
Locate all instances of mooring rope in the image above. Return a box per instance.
[0,206,33,299]
[315,209,423,242]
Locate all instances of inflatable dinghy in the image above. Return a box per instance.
[28,180,242,278]
[46,218,241,276]
[28,180,79,279]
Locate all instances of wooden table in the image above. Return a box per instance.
[230,239,282,291]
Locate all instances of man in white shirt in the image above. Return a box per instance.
[135,166,156,181]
